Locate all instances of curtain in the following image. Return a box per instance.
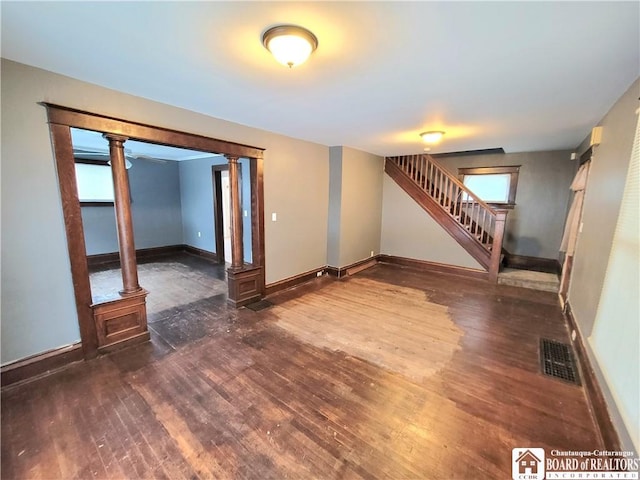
[560,161,590,255]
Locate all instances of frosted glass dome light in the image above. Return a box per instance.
[420,131,446,144]
[262,25,318,68]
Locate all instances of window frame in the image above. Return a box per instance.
[457,165,520,208]
[74,158,116,206]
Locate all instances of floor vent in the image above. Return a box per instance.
[244,299,274,312]
[540,338,580,385]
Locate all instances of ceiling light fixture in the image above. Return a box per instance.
[420,131,445,144]
[262,25,318,68]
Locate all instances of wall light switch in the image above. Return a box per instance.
[197,231,201,238]
[244,210,248,217]
[272,213,277,222]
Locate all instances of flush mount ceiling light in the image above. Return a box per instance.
[262,25,318,68]
[420,131,446,144]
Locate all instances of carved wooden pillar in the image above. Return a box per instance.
[225,155,262,308]
[488,209,508,283]
[104,134,141,295]
[226,155,244,269]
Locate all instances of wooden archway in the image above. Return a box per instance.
[44,104,266,359]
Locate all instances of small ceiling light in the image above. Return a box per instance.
[420,131,445,144]
[262,25,318,68]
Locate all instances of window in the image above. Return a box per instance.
[458,166,520,207]
[74,160,115,205]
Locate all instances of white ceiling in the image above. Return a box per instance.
[2,2,639,156]
[71,128,217,161]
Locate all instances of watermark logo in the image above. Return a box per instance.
[512,448,545,480]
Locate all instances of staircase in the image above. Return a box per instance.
[385,154,508,282]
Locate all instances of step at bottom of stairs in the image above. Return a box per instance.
[497,268,559,292]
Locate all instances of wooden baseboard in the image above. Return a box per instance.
[97,331,151,355]
[503,253,561,274]
[182,244,218,263]
[327,257,378,279]
[564,302,621,450]
[325,266,340,277]
[87,244,218,268]
[265,267,325,296]
[87,251,121,267]
[1,343,84,388]
[377,254,488,281]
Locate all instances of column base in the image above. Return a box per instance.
[119,286,143,296]
[92,289,149,350]
[227,265,263,308]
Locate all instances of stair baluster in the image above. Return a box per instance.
[385,154,508,281]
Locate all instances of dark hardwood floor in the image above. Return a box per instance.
[1,263,602,479]
[89,252,228,322]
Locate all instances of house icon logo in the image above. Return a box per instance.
[512,448,545,480]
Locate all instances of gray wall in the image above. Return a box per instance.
[1,59,329,364]
[327,147,343,267]
[569,78,640,452]
[570,78,639,337]
[380,176,483,269]
[179,156,252,263]
[327,146,384,267]
[81,159,183,255]
[437,150,574,259]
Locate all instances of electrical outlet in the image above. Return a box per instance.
[197,231,201,238]
[244,210,248,217]
[370,250,374,257]
[272,213,277,222]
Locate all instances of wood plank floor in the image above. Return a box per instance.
[89,253,228,321]
[1,262,602,479]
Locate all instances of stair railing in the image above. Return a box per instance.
[387,154,507,281]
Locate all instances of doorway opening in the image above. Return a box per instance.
[212,163,253,266]
[71,126,234,327]
[45,103,265,359]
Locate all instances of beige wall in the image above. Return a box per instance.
[0,59,330,363]
[569,78,639,336]
[327,147,384,267]
[380,176,483,270]
[589,111,639,451]
[567,78,639,451]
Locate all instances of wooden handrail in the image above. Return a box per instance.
[386,154,508,269]
[384,155,509,281]
[390,154,497,214]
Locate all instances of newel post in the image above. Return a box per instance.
[489,209,508,283]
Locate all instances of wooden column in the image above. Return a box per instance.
[488,210,508,283]
[226,155,263,308]
[104,134,141,295]
[226,155,244,270]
